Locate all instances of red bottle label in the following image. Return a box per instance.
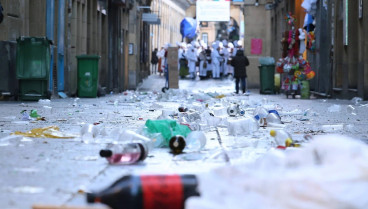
[141,175,183,209]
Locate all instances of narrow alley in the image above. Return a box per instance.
[0,75,367,208]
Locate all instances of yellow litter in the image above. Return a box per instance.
[215,94,226,99]
[13,126,76,139]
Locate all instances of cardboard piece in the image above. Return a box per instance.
[167,47,179,89]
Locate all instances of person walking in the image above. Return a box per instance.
[157,44,169,76]
[0,0,3,24]
[185,44,198,80]
[211,42,221,79]
[227,42,235,77]
[150,48,159,75]
[231,50,249,94]
[221,40,230,77]
[198,44,208,80]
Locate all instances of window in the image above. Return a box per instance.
[200,21,208,27]
[202,33,208,45]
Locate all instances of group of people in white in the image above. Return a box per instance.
[154,40,244,80]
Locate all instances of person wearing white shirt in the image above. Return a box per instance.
[211,42,222,79]
[185,44,198,80]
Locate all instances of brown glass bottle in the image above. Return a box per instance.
[86,174,199,209]
[169,135,186,154]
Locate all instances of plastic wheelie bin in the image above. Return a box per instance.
[76,55,100,98]
[258,64,275,94]
[16,37,51,101]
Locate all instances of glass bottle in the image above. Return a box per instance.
[169,135,186,154]
[99,142,147,165]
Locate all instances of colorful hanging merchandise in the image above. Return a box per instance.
[276,13,315,98]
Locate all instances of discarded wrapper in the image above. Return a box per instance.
[13,126,76,138]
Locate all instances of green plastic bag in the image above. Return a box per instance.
[145,119,192,146]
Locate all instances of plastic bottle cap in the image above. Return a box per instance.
[86,193,97,203]
[137,143,148,161]
[99,149,113,158]
[270,130,276,137]
[285,138,293,147]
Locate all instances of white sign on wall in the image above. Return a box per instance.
[196,1,230,22]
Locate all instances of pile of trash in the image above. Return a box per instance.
[187,134,368,209]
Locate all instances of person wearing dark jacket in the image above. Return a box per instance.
[231,50,249,94]
[150,48,159,74]
[0,1,4,24]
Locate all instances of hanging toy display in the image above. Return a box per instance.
[276,13,316,99]
[306,31,316,53]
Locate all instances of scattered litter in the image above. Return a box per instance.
[42,106,53,114]
[227,117,259,136]
[73,156,99,161]
[145,119,192,146]
[38,99,51,104]
[21,110,31,121]
[80,124,100,143]
[100,142,147,164]
[347,105,357,115]
[73,98,80,107]
[0,135,23,146]
[30,110,40,118]
[351,97,363,106]
[58,92,68,98]
[328,104,341,112]
[13,126,76,138]
[7,186,44,194]
[321,124,344,132]
[185,131,207,151]
[11,121,30,125]
[173,153,205,161]
[187,135,368,209]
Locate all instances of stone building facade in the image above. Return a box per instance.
[0,0,154,97]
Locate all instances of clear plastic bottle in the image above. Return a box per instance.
[266,112,282,124]
[100,142,147,165]
[269,129,293,147]
[80,124,100,143]
[118,129,154,151]
[227,104,239,117]
[253,106,269,123]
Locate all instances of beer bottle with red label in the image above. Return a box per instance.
[87,174,199,209]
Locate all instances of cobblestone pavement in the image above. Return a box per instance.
[0,75,367,209]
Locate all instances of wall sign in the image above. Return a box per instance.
[251,39,262,55]
[196,1,230,22]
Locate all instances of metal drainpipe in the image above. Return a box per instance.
[108,0,114,92]
[57,0,65,92]
[46,0,55,92]
[157,0,161,50]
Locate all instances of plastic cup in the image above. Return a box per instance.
[184,131,207,151]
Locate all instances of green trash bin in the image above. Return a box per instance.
[76,55,100,98]
[16,37,51,101]
[258,65,275,94]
